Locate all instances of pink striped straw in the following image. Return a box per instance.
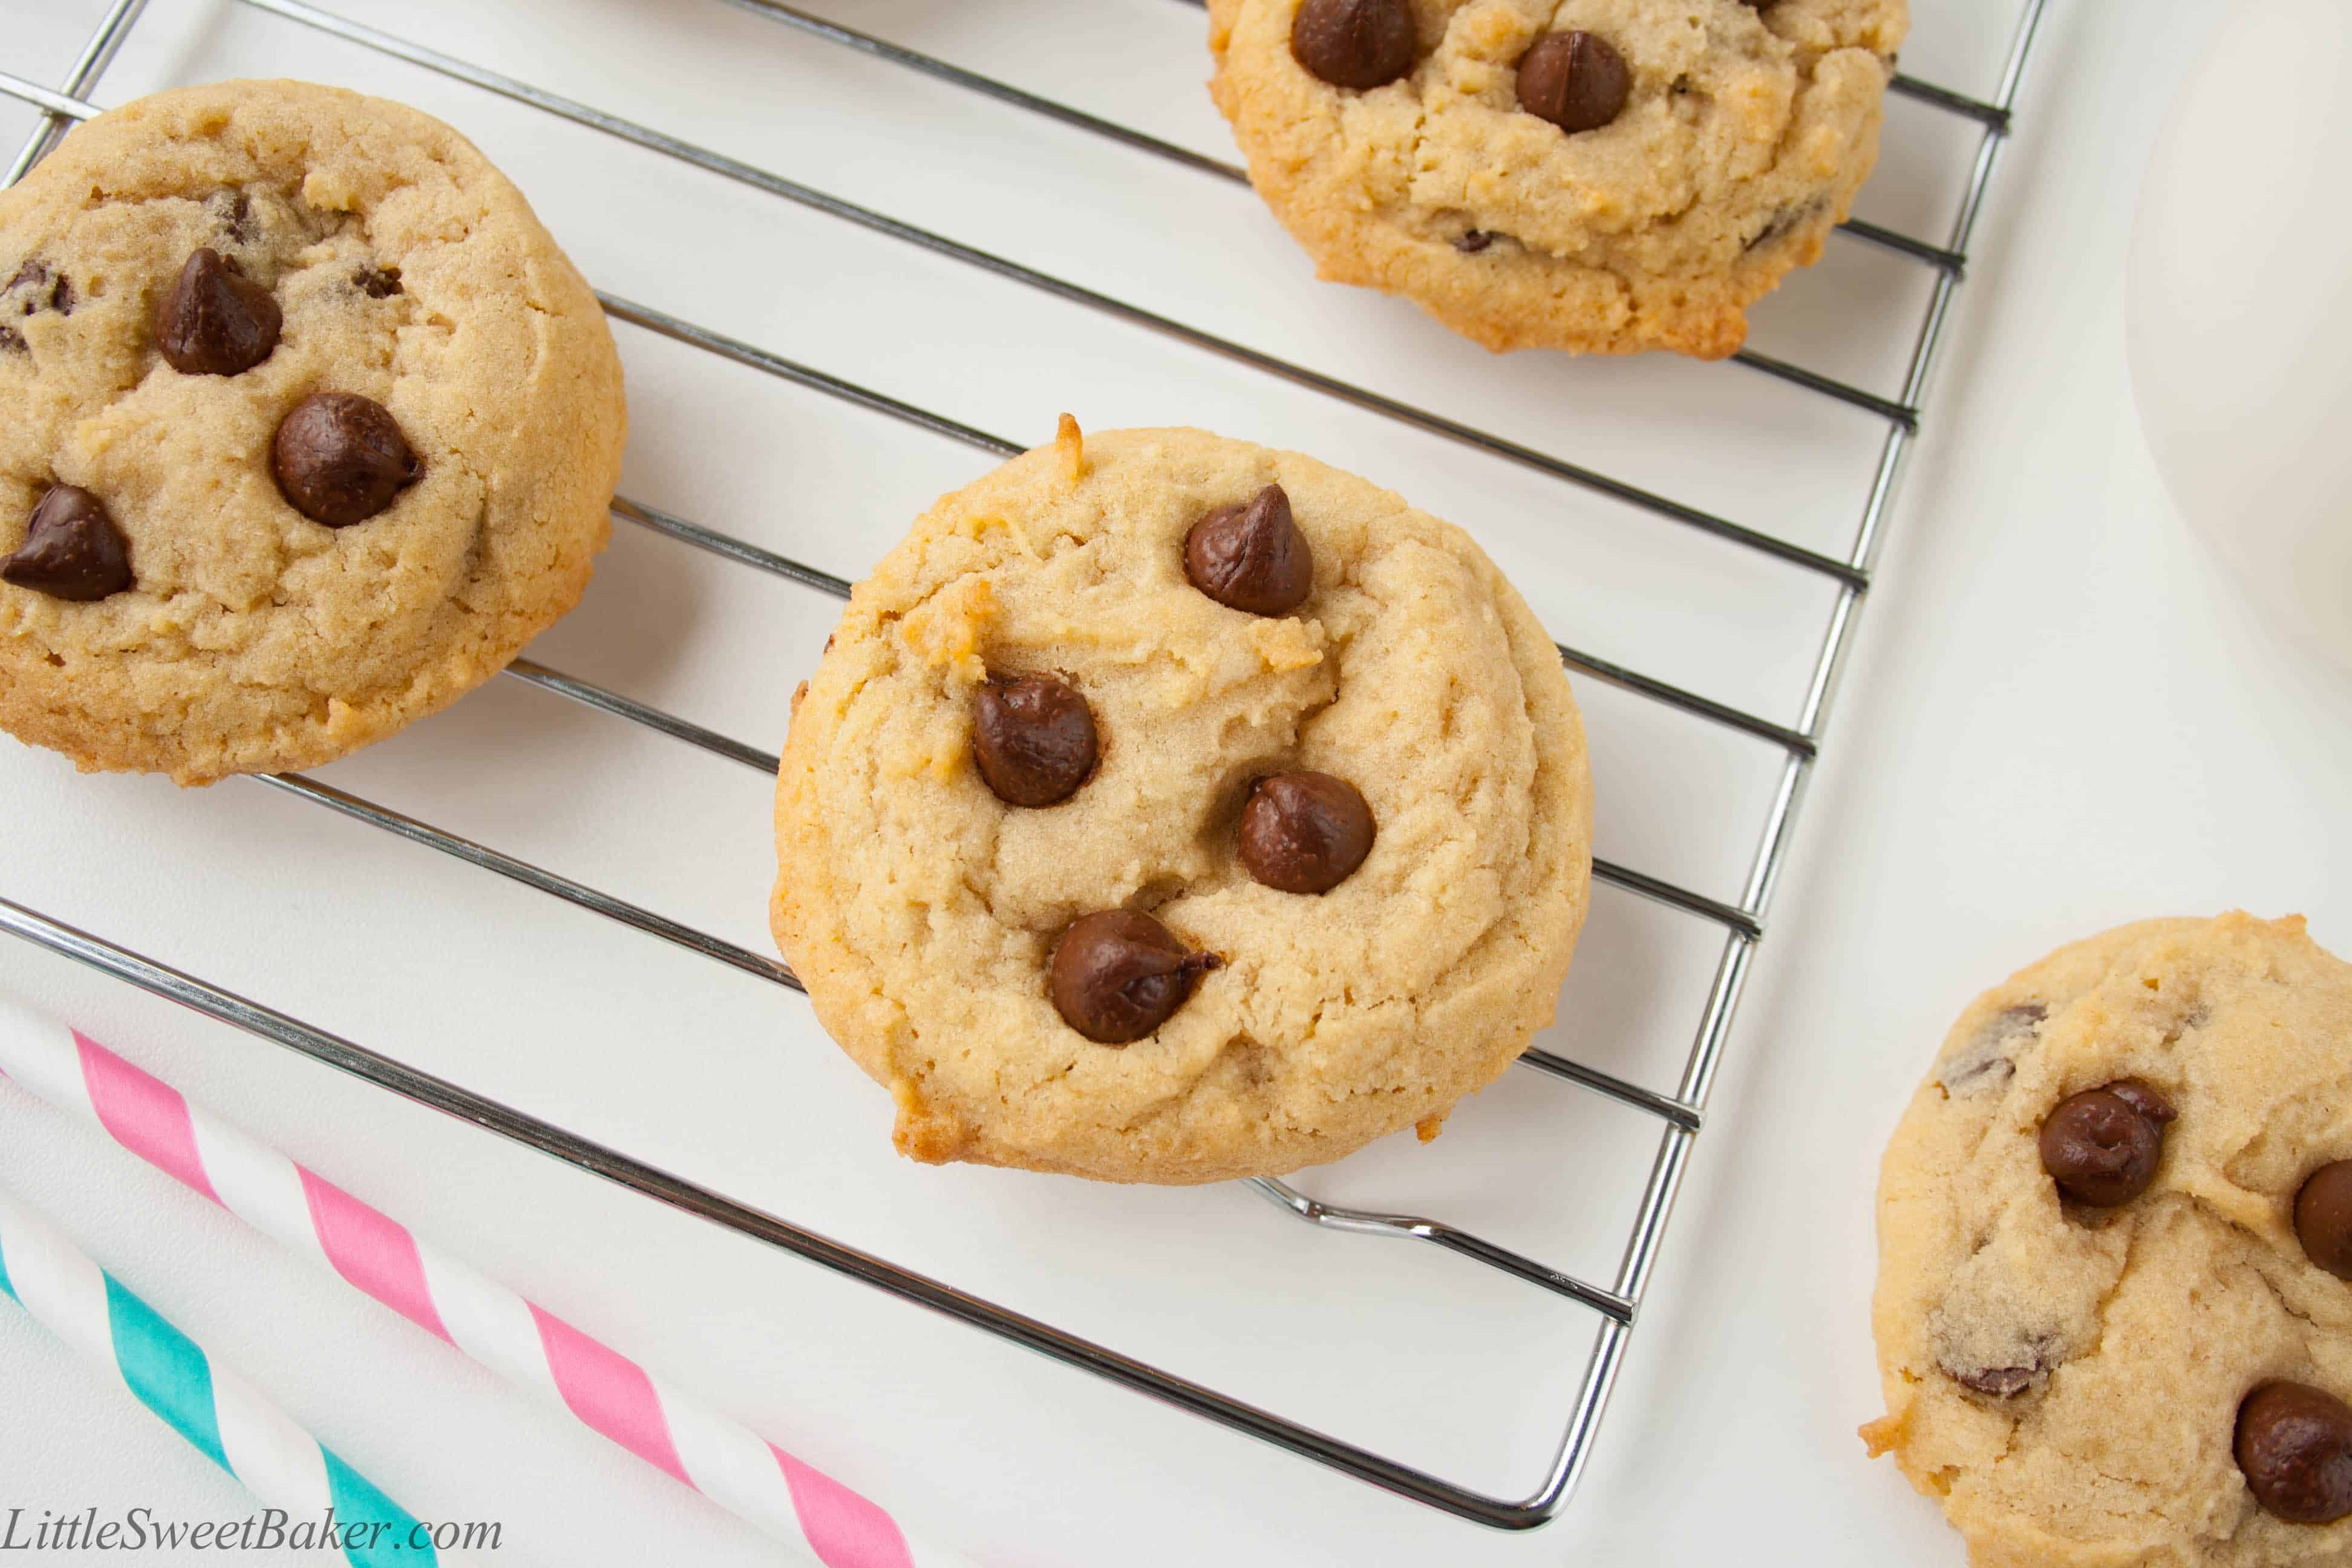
[0,997,973,1568]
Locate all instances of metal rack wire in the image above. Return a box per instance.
[0,0,2050,1532]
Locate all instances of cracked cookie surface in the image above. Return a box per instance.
[1206,0,1907,356]
[770,425,1592,1184]
[0,80,626,783]
[1866,913,2352,1566]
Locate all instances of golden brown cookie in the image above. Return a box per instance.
[1867,913,2352,1566]
[0,80,626,783]
[1207,0,1907,356]
[772,422,1592,1184]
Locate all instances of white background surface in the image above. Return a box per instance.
[1,1,2345,1563]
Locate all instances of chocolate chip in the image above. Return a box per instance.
[2,485,132,601]
[270,392,421,528]
[354,265,403,299]
[2039,1082,2174,1207]
[973,675,1098,808]
[1517,31,1632,135]
[1454,229,1497,253]
[1049,910,1220,1045]
[2105,1080,2177,1125]
[1184,483,1313,616]
[1240,772,1374,894]
[2296,1162,2352,1281]
[1289,0,1417,91]
[154,249,281,377]
[2238,1382,2352,1523]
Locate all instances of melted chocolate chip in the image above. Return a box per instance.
[216,191,257,244]
[1936,1003,2047,1098]
[1239,773,1374,894]
[1947,1357,2044,1399]
[1745,198,1829,253]
[1289,0,1417,91]
[271,392,421,528]
[2,485,132,601]
[2296,1162,2352,1281]
[972,675,1098,808]
[354,265,403,299]
[1184,483,1313,616]
[1935,1308,2063,1400]
[1049,910,1220,1045]
[1517,31,1631,135]
[2238,1382,2352,1524]
[2039,1082,2174,1207]
[1936,1044,2013,1097]
[1454,229,1498,253]
[154,249,281,377]
[5,259,72,319]
[1746,209,1799,253]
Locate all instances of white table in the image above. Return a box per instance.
[4,1,2344,1563]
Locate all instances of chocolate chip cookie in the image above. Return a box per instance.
[771,421,1592,1184]
[1206,0,1907,356]
[1865,913,2352,1564]
[0,80,627,783]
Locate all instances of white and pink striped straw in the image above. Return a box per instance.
[0,1183,489,1567]
[0,996,973,1568]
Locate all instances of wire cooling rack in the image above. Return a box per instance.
[0,0,2049,1533]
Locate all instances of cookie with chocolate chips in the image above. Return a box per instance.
[0,80,625,783]
[1865,913,2352,1564]
[771,422,1591,1184]
[1206,0,1907,356]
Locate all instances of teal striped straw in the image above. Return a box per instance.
[0,1184,461,1566]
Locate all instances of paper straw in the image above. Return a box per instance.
[0,1183,477,1566]
[0,997,971,1568]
